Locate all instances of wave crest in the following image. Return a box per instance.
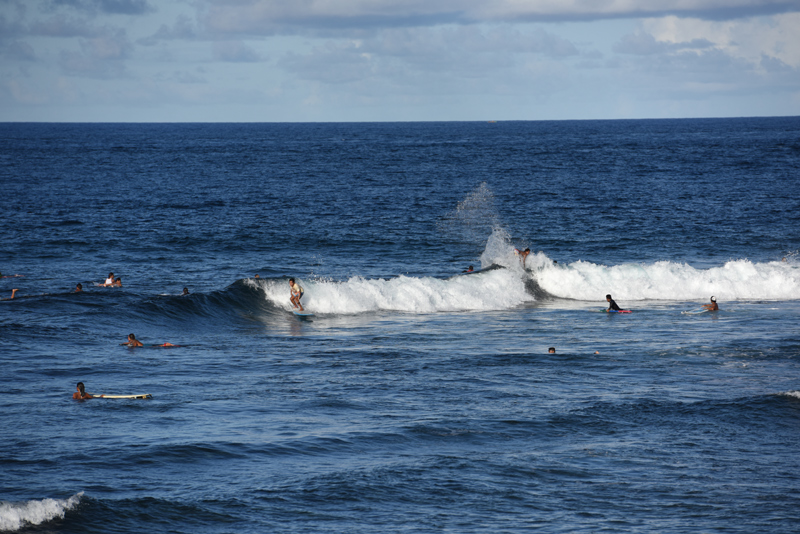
[0,493,82,531]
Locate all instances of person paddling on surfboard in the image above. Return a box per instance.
[121,333,176,347]
[606,294,622,312]
[289,278,304,311]
[73,382,103,399]
[702,296,719,311]
[121,333,144,347]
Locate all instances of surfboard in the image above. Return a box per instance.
[681,309,708,315]
[605,309,632,313]
[92,394,153,399]
[293,310,315,317]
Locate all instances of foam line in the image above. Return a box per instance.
[0,493,82,531]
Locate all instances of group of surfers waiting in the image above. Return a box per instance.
[2,271,191,300]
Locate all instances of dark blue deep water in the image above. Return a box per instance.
[1,118,800,533]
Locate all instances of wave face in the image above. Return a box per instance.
[0,493,82,531]
[249,268,534,314]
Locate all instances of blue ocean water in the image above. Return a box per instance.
[1,118,799,533]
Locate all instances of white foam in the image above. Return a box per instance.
[0,493,82,531]
[782,391,800,400]
[535,258,800,301]
[259,269,534,314]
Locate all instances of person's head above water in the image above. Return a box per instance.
[128,333,136,340]
[548,347,556,353]
[710,296,716,302]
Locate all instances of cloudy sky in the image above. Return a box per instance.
[1,0,799,121]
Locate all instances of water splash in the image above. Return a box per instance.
[0,493,82,531]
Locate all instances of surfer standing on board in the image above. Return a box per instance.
[606,294,622,312]
[73,382,103,399]
[702,296,719,311]
[289,278,304,311]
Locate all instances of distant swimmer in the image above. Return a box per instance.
[606,294,621,312]
[113,277,122,287]
[548,347,556,354]
[103,272,114,286]
[255,274,260,279]
[182,287,189,295]
[74,283,83,293]
[121,333,144,347]
[702,296,719,311]
[73,382,103,399]
[289,278,304,312]
[463,265,474,273]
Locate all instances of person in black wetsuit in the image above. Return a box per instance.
[606,294,621,312]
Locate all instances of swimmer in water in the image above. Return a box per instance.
[289,278,304,311]
[121,333,144,347]
[74,283,83,293]
[73,382,103,399]
[182,287,189,295]
[103,272,114,286]
[463,265,474,273]
[113,277,122,287]
[548,347,556,354]
[606,294,621,312]
[702,296,719,311]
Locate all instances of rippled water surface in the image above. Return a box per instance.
[1,119,800,533]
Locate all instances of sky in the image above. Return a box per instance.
[1,0,799,122]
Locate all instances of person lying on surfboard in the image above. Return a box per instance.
[121,333,144,347]
[121,333,176,347]
[289,278,305,311]
[103,272,115,286]
[605,294,627,312]
[73,382,103,399]
[702,296,719,311]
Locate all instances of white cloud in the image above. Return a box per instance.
[642,13,800,68]
[200,0,800,36]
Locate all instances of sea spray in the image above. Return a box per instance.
[438,182,502,247]
[0,493,82,531]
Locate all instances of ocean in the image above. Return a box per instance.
[1,118,799,533]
